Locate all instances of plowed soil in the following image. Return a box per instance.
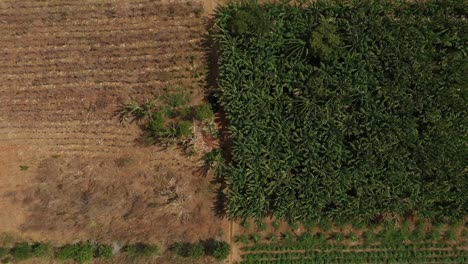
[0,0,227,259]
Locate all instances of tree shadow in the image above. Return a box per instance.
[200,15,233,219]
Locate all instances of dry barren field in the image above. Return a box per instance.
[0,0,226,259]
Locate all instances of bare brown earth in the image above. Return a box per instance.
[0,0,229,262]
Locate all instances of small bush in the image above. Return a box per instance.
[411,228,426,242]
[148,112,165,133]
[163,93,190,108]
[288,221,299,230]
[444,228,457,241]
[172,242,203,259]
[299,233,314,243]
[257,222,267,231]
[179,106,193,120]
[427,230,441,241]
[56,242,95,264]
[314,233,326,243]
[309,21,340,60]
[240,220,250,230]
[272,221,280,230]
[230,5,270,36]
[210,241,230,260]
[352,220,366,230]
[319,219,332,231]
[32,243,52,257]
[0,247,9,258]
[348,233,358,242]
[19,165,29,171]
[266,233,276,242]
[95,244,113,259]
[331,233,343,242]
[193,104,214,121]
[175,121,192,138]
[234,235,248,244]
[125,244,159,259]
[250,234,261,244]
[281,232,293,243]
[11,243,34,261]
[363,231,376,244]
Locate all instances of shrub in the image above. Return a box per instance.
[363,231,376,244]
[175,121,192,138]
[148,112,165,133]
[427,230,441,241]
[230,4,270,36]
[272,221,280,230]
[411,228,426,242]
[257,222,267,231]
[56,242,95,264]
[193,104,214,121]
[281,232,293,243]
[234,235,249,244]
[348,233,358,242]
[11,243,34,261]
[309,21,340,60]
[32,243,52,257]
[332,233,344,242]
[205,240,230,260]
[180,106,193,120]
[95,244,113,259]
[266,233,277,242]
[188,244,204,259]
[319,219,332,232]
[0,247,9,258]
[241,220,250,230]
[250,234,261,244]
[172,242,203,259]
[444,228,457,241]
[299,233,314,244]
[19,165,29,171]
[125,244,159,259]
[163,92,190,108]
[289,221,299,230]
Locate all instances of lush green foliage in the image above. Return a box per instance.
[124,244,160,259]
[10,243,34,261]
[206,240,231,260]
[95,244,113,259]
[32,243,53,257]
[172,240,230,260]
[0,248,8,258]
[56,242,95,263]
[193,103,215,121]
[215,0,467,223]
[241,243,468,264]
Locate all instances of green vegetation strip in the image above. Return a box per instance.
[241,246,468,264]
[215,0,467,222]
[0,242,159,264]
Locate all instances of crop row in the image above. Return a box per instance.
[241,248,468,264]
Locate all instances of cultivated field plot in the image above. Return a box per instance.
[0,0,225,251]
[241,243,468,264]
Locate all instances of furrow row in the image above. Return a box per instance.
[0,39,202,60]
[0,52,203,74]
[0,31,203,48]
[0,16,203,32]
[0,75,202,91]
[0,25,203,42]
[0,76,204,94]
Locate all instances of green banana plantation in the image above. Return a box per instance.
[214,0,467,223]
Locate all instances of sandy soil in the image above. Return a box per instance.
[0,1,229,262]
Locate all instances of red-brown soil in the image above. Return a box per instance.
[0,0,228,262]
